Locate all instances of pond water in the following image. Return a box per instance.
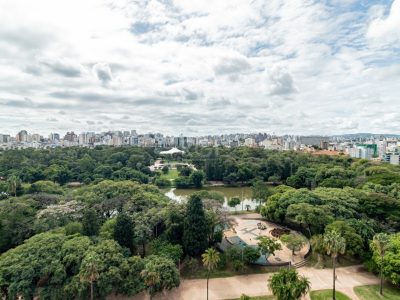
[164,186,259,211]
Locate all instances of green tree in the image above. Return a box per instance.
[228,197,241,212]
[257,236,282,261]
[310,234,325,267]
[242,246,260,265]
[325,221,363,257]
[252,180,272,206]
[99,218,117,240]
[79,254,99,300]
[114,213,134,251]
[268,268,310,300]
[377,233,400,286]
[65,221,83,235]
[324,230,346,300]
[162,165,169,174]
[281,233,306,256]
[82,209,100,236]
[370,233,390,295]
[141,255,180,299]
[202,248,220,300]
[149,239,183,264]
[190,170,205,188]
[286,203,332,236]
[183,194,209,256]
[7,175,21,197]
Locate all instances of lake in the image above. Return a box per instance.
[164,186,259,211]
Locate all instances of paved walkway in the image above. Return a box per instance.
[112,265,379,300]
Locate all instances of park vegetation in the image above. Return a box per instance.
[1,146,400,298]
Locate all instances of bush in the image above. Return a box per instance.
[162,165,169,174]
[65,222,83,235]
[155,178,171,188]
[183,257,199,273]
[175,176,191,188]
[29,180,63,194]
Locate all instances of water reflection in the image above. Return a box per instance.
[165,186,259,211]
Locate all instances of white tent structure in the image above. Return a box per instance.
[159,147,184,155]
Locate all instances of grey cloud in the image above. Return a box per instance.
[86,120,95,125]
[92,63,113,85]
[214,57,251,76]
[41,58,82,77]
[183,88,203,101]
[2,97,35,108]
[207,97,231,108]
[268,67,298,95]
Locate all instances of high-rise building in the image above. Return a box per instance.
[16,130,28,142]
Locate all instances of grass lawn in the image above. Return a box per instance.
[354,284,400,300]
[310,290,351,300]
[307,253,361,268]
[160,169,179,181]
[181,262,283,279]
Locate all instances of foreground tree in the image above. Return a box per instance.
[202,248,220,300]
[268,268,310,300]
[141,255,180,299]
[257,236,282,261]
[324,230,346,300]
[370,233,390,296]
[183,194,209,256]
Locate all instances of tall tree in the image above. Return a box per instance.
[183,194,209,256]
[202,248,220,300]
[268,268,310,300]
[114,213,134,251]
[371,233,390,296]
[79,254,99,300]
[82,209,100,237]
[7,175,21,197]
[324,230,346,300]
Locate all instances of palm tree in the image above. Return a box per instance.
[324,230,346,300]
[7,175,20,197]
[80,255,99,300]
[268,268,310,300]
[202,248,220,300]
[371,233,390,296]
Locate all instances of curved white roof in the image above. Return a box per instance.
[160,147,184,155]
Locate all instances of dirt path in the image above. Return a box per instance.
[111,265,378,300]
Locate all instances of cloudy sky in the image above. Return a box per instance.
[0,0,399,136]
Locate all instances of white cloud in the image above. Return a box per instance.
[367,0,400,45]
[0,0,399,135]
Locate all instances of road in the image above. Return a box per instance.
[111,265,379,300]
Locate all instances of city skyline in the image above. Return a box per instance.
[1,0,400,135]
